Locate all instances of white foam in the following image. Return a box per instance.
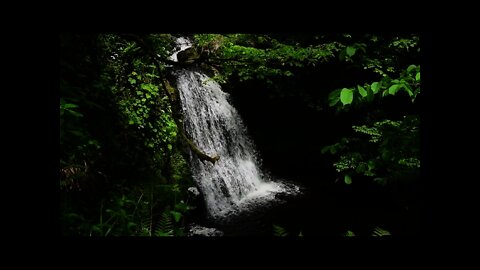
[173,38,300,220]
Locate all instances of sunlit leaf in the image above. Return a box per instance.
[358,85,367,97]
[388,84,401,95]
[344,175,352,185]
[371,82,380,94]
[340,88,353,105]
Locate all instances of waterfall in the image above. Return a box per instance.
[171,37,299,220]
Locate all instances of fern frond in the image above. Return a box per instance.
[372,226,391,237]
[154,211,174,237]
[273,224,288,237]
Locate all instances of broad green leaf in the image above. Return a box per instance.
[371,82,380,94]
[415,72,420,81]
[128,78,136,84]
[344,175,352,185]
[340,88,353,105]
[346,46,357,57]
[388,84,401,95]
[63,103,78,109]
[329,97,340,107]
[328,89,341,107]
[167,144,172,151]
[407,65,417,73]
[170,211,182,223]
[357,85,367,97]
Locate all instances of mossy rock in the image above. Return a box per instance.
[177,47,200,64]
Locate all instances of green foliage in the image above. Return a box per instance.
[340,88,354,105]
[273,224,288,237]
[346,46,356,57]
[61,33,420,236]
[60,34,196,236]
[328,64,421,110]
[326,115,419,186]
[322,36,420,191]
[344,175,352,185]
[371,227,391,237]
[112,54,178,152]
[194,34,341,84]
[362,34,419,77]
[371,82,380,94]
[155,211,174,237]
[357,85,367,97]
[343,230,356,237]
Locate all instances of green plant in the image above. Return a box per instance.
[273,224,288,237]
[194,34,341,85]
[343,230,356,237]
[328,65,421,109]
[155,211,174,237]
[371,227,391,237]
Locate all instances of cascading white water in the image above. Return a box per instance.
[169,37,192,62]
[172,37,299,220]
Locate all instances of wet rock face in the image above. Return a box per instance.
[188,224,224,236]
[177,47,200,64]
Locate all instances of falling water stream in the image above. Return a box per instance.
[170,37,300,234]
